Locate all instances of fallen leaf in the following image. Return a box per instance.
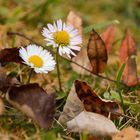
[67,11,82,36]
[0,67,20,92]
[6,83,55,129]
[112,127,140,140]
[71,47,92,75]
[58,84,84,126]
[75,80,122,119]
[119,29,138,86]
[0,48,22,64]
[101,25,116,54]
[67,11,83,58]
[67,111,119,137]
[87,29,108,74]
[67,11,92,74]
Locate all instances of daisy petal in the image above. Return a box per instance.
[19,44,56,74]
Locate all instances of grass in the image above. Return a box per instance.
[0,0,140,139]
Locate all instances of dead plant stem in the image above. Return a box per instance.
[7,31,126,86]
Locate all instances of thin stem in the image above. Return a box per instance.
[7,31,127,86]
[118,90,125,113]
[56,48,62,91]
[27,69,33,84]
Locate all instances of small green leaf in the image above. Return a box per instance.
[56,91,67,100]
[41,131,56,140]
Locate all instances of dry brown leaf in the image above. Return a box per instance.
[67,11,91,75]
[119,29,138,86]
[6,83,55,129]
[0,67,20,92]
[67,11,82,36]
[0,48,22,64]
[87,29,108,74]
[71,47,92,75]
[112,127,140,140]
[58,84,84,126]
[67,11,83,58]
[67,111,119,137]
[75,80,122,119]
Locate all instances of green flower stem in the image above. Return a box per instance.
[56,48,63,91]
[27,69,33,84]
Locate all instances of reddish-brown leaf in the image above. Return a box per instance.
[0,48,22,64]
[119,29,138,86]
[6,83,55,129]
[75,80,122,119]
[101,25,116,54]
[87,29,108,74]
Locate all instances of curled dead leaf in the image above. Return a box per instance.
[0,67,20,92]
[6,83,55,129]
[71,47,92,75]
[67,11,82,36]
[75,80,122,119]
[0,48,22,64]
[67,111,119,137]
[87,29,108,74]
[58,84,84,126]
[67,11,83,58]
[119,29,138,86]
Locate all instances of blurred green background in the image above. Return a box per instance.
[0,0,140,33]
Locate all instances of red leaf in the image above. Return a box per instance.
[87,29,108,74]
[0,48,22,64]
[101,25,116,54]
[119,29,138,86]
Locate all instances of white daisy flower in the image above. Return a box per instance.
[42,19,82,58]
[19,44,56,73]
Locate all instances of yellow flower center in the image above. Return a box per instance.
[54,31,70,46]
[28,55,43,68]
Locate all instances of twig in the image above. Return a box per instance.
[7,31,126,86]
[53,118,67,131]
[115,112,139,124]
